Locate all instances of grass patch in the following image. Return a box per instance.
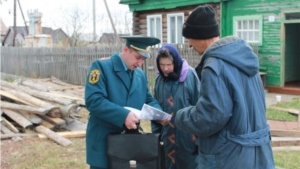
[1,137,88,169]
[274,151,300,169]
[266,96,300,169]
[267,97,300,121]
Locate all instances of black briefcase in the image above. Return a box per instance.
[107,127,164,169]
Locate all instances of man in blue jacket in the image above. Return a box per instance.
[175,5,275,169]
[85,36,162,169]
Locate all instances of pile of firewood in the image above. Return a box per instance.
[0,76,87,146]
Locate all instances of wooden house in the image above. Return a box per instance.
[119,0,221,44]
[221,0,300,92]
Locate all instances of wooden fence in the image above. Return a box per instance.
[1,44,258,92]
[0,45,199,88]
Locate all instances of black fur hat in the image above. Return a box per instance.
[182,5,219,39]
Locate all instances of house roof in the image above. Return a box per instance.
[119,0,220,12]
[98,33,129,44]
[0,17,8,35]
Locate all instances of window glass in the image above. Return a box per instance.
[147,15,162,41]
[233,15,262,45]
[167,13,184,44]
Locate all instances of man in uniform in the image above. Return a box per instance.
[85,36,163,169]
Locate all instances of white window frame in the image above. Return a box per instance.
[167,13,185,44]
[147,15,162,42]
[233,15,263,46]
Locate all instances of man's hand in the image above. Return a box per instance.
[125,112,139,129]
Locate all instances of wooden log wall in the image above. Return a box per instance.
[132,3,221,44]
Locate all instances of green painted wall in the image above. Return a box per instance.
[221,0,300,87]
[285,23,300,82]
[120,0,220,11]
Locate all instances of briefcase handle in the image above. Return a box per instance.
[136,124,146,134]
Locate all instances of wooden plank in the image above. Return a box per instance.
[272,146,300,152]
[1,101,49,116]
[1,123,15,134]
[1,86,60,116]
[35,125,73,147]
[0,89,37,107]
[272,137,300,147]
[2,109,32,128]
[37,114,66,128]
[21,80,48,92]
[46,92,84,101]
[1,80,74,105]
[18,111,42,124]
[52,86,83,91]
[271,129,300,137]
[269,106,299,115]
[40,120,55,129]
[1,133,38,139]
[0,117,19,133]
[38,130,86,139]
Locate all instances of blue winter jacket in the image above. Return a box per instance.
[175,36,275,169]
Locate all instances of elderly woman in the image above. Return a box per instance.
[151,44,200,169]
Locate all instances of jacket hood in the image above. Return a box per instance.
[202,36,259,76]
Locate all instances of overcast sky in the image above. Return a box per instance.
[0,0,131,35]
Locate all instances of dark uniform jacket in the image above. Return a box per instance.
[85,53,161,168]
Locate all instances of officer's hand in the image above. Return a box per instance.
[125,112,139,130]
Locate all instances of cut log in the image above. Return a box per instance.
[21,80,48,92]
[269,106,299,115]
[271,129,300,137]
[52,86,83,91]
[1,101,48,116]
[37,114,66,128]
[46,92,84,101]
[1,122,15,134]
[0,89,36,107]
[2,109,32,128]
[1,133,38,139]
[0,116,19,133]
[35,125,72,146]
[1,80,74,105]
[46,108,62,118]
[18,111,42,124]
[38,130,86,139]
[60,104,78,116]
[1,86,61,117]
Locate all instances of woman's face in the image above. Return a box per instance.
[159,57,174,77]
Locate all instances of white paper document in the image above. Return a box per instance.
[125,104,171,120]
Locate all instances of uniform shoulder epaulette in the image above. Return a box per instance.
[99,57,111,61]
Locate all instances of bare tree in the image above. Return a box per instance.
[53,6,90,47]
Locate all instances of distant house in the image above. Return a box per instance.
[0,17,8,43]
[221,0,300,90]
[2,10,69,48]
[98,33,129,45]
[119,0,220,44]
[2,26,69,47]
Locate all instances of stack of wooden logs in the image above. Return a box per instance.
[0,77,86,146]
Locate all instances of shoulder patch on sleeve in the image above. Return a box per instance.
[88,69,101,84]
